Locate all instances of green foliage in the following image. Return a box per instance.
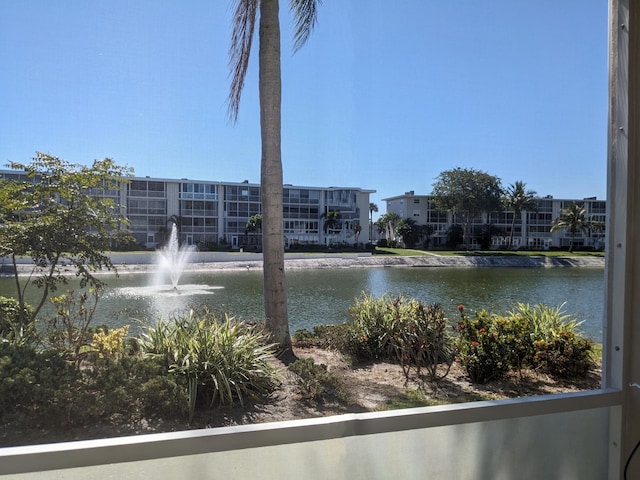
[91,325,130,360]
[347,293,454,381]
[431,167,503,246]
[0,296,35,345]
[456,303,596,383]
[509,302,582,341]
[510,303,595,378]
[0,343,79,426]
[550,202,590,252]
[288,357,343,402]
[109,229,139,251]
[0,153,132,328]
[87,354,188,421]
[533,332,596,378]
[293,324,351,350]
[139,310,279,422]
[455,308,515,383]
[346,293,392,360]
[42,288,102,367]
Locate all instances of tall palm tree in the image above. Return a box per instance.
[550,202,590,252]
[504,181,537,249]
[228,0,321,350]
[368,202,378,242]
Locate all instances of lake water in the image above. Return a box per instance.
[0,266,605,341]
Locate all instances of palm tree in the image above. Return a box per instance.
[377,212,401,242]
[321,210,342,234]
[504,181,537,249]
[353,222,362,244]
[228,0,320,350]
[244,213,262,248]
[368,202,378,242]
[550,202,590,252]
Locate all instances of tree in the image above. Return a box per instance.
[376,212,401,243]
[368,202,378,242]
[0,153,131,334]
[504,181,537,249]
[550,202,590,252]
[353,222,362,244]
[244,213,263,249]
[397,218,420,248]
[245,213,263,234]
[321,210,341,234]
[431,167,503,248]
[228,0,320,350]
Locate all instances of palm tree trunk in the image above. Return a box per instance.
[259,0,291,350]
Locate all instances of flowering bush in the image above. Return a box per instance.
[455,307,514,383]
[533,331,596,378]
[91,325,130,360]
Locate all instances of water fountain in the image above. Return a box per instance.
[157,223,193,290]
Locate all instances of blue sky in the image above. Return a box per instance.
[0,1,608,213]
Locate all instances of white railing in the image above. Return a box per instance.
[0,389,620,479]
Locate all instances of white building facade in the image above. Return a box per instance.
[383,191,606,250]
[0,170,375,250]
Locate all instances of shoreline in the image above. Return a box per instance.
[2,252,605,276]
[108,252,605,274]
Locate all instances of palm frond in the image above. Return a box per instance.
[290,0,321,52]
[228,0,259,122]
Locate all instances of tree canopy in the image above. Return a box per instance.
[431,167,503,247]
[0,153,131,332]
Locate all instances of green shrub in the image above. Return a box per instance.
[293,324,351,351]
[347,293,454,381]
[533,331,596,378]
[509,303,595,378]
[139,309,279,422]
[456,303,596,383]
[455,307,514,383]
[86,353,188,421]
[384,299,453,381]
[0,296,35,345]
[0,343,79,426]
[288,357,343,402]
[347,293,391,360]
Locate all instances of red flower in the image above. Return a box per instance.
[457,304,465,311]
[479,328,486,333]
[471,341,480,346]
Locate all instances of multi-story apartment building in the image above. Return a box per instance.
[0,170,374,249]
[383,191,606,250]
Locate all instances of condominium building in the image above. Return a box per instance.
[383,191,606,250]
[0,170,375,250]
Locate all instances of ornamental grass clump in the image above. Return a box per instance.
[139,309,279,422]
[509,303,596,378]
[346,293,391,360]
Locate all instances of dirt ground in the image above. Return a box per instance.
[0,345,601,447]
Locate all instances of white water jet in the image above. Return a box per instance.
[156,223,194,290]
